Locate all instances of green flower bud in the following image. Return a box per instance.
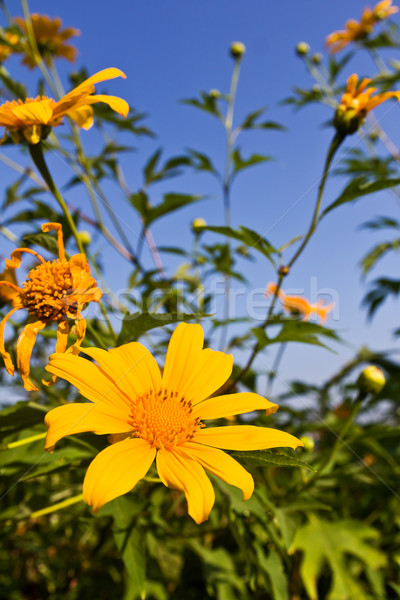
[356,366,386,395]
[209,89,221,99]
[300,435,315,451]
[230,41,246,59]
[191,218,207,234]
[296,42,310,56]
[77,230,92,246]
[333,104,364,136]
[312,52,323,64]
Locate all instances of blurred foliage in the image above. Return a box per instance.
[1,2,400,599]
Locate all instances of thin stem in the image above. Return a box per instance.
[1,431,46,450]
[266,343,287,396]
[28,142,84,253]
[288,131,344,269]
[29,493,84,520]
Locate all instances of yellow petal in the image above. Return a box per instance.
[46,353,132,410]
[162,323,233,404]
[78,94,129,117]
[162,322,204,391]
[9,98,54,124]
[43,321,70,386]
[179,442,254,500]
[45,402,132,451]
[193,425,303,451]
[83,438,155,513]
[156,448,215,524]
[82,341,162,400]
[65,105,93,129]
[193,392,278,420]
[0,305,22,376]
[16,320,47,391]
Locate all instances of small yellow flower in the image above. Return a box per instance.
[0,222,102,391]
[0,67,129,145]
[14,14,80,68]
[44,323,302,523]
[326,0,398,54]
[334,73,400,135]
[265,282,334,324]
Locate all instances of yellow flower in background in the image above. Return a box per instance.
[0,67,129,145]
[14,14,80,68]
[0,31,19,65]
[334,73,400,135]
[0,222,102,392]
[44,323,302,523]
[265,282,334,324]
[326,0,398,54]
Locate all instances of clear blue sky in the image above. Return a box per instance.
[1,0,399,396]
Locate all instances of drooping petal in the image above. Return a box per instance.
[42,222,65,260]
[65,105,93,129]
[6,247,46,269]
[82,341,162,400]
[83,437,155,513]
[162,322,204,392]
[42,321,70,387]
[156,448,215,524]
[179,442,254,500]
[75,94,129,117]
[16,320,46,391]
[193,425,303,451]
[46,352,132,410]
[193,392,278,420]
[0,305,23,375]
[45,401,132,451]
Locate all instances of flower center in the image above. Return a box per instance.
[19,259,77,322]
[128,388,203,450]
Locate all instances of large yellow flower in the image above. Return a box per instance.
[0,67,129,145]
[44,323,302,523]
[326,0,399,54]
[14,14,80,68]
[334,73,400,135]
[0,222,102,392]
[265,283,333,325]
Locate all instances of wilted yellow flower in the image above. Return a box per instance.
[0,222,102,391]
[14,14,80,68]
[265,282,334,324]
[0,266,19,307]
[334,73,400,135]
[44,322,302,523]
[326,0,398,54]
[0,67,129,145]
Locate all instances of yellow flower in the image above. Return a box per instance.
[0,222,102,392]
[334,73,400,135]
[14,14,80,68]
[44,323,302,523]
[326,0,399,54]
[0,67,129,145]
[0,31,19,64]
[265,282,333,324]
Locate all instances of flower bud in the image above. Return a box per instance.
[77,230,92,246]
[278,265,290,277]
[356,366,386,395]
[333,104,364,136]
[300,435,315,451]
[191,218,207,234]
[230,41,246,59]
[312,52,323,64]
[209,89,221,99]
[296,42,310,56]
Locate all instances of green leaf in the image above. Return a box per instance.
[186,148,220,177]
[117,311,201,344]
[231,148,272,175]
[0,401,46,439]
[145,193,203,227]
[0,68,27,100]
[231,450,315,471]
[181,91,223,119]
[363,277,400,318]
[238,107,286,132]
[144,148,162,186]
[360,240,400,276]
[254,546,289,600]
[322,176,400,217]
[204,225,276,266]
[289,517,386,600]
[252,318,340,350]
[22,232,66,258]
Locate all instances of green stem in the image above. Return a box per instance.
[288,131,344,269]
[1,431,46,450]
[266,342,287,396]
[29,493,84,519]
[28,142,84,253]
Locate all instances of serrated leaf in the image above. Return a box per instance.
[145,193,203,227]
[204,225,276,266]
[289,517,386,600]
[322,176,400,217]
[231,148,272,175]
[181,91,222,119]
[231,450,315,471]
[252,318,340,351]
[117,311,202,344]
[186,148,220,177]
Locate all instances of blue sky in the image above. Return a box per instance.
[1,0,400,396]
